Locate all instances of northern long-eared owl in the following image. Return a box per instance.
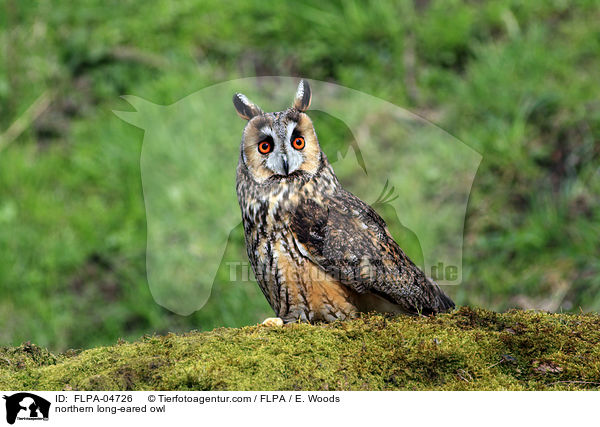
[234,80,454,325]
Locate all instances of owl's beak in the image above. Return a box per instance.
[281,154,289,175]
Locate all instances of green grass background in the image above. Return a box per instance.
[0,0,599,351]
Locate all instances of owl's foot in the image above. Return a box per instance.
[261,317,284,327]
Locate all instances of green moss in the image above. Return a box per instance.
[1,308,599,391]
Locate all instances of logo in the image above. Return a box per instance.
[3,393,50,425]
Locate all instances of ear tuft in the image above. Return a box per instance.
[233,93,263,120]
[293,80,312,112]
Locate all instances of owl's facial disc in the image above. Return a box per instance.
[242,110,321,183]
[263,125,304,177]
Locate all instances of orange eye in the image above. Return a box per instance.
[258,140,272,154]
[292,136,305,150]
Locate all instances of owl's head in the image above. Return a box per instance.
[233,80,323,183]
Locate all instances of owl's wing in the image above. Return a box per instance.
[290,188,454,315]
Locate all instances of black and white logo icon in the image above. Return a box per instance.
[3,393,50,424]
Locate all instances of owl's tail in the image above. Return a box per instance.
[423,277,455,314]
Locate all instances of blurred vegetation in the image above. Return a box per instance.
[2,308,600,390]
[0,0,599,351]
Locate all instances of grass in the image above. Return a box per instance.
[1,307,600,391]
[0,0,599,352]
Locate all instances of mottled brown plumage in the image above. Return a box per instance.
[234,80,454,324]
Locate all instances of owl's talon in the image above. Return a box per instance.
[262,317,284,327]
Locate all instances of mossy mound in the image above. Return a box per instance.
[1,307,599,390]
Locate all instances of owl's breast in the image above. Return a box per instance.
[238,187,357,322]
[256,228,360,323]
[237,166,359,322]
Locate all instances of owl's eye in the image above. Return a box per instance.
[292,136,305,150]
[258,140,273,154]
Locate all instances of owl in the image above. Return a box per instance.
[234,80,454,326]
